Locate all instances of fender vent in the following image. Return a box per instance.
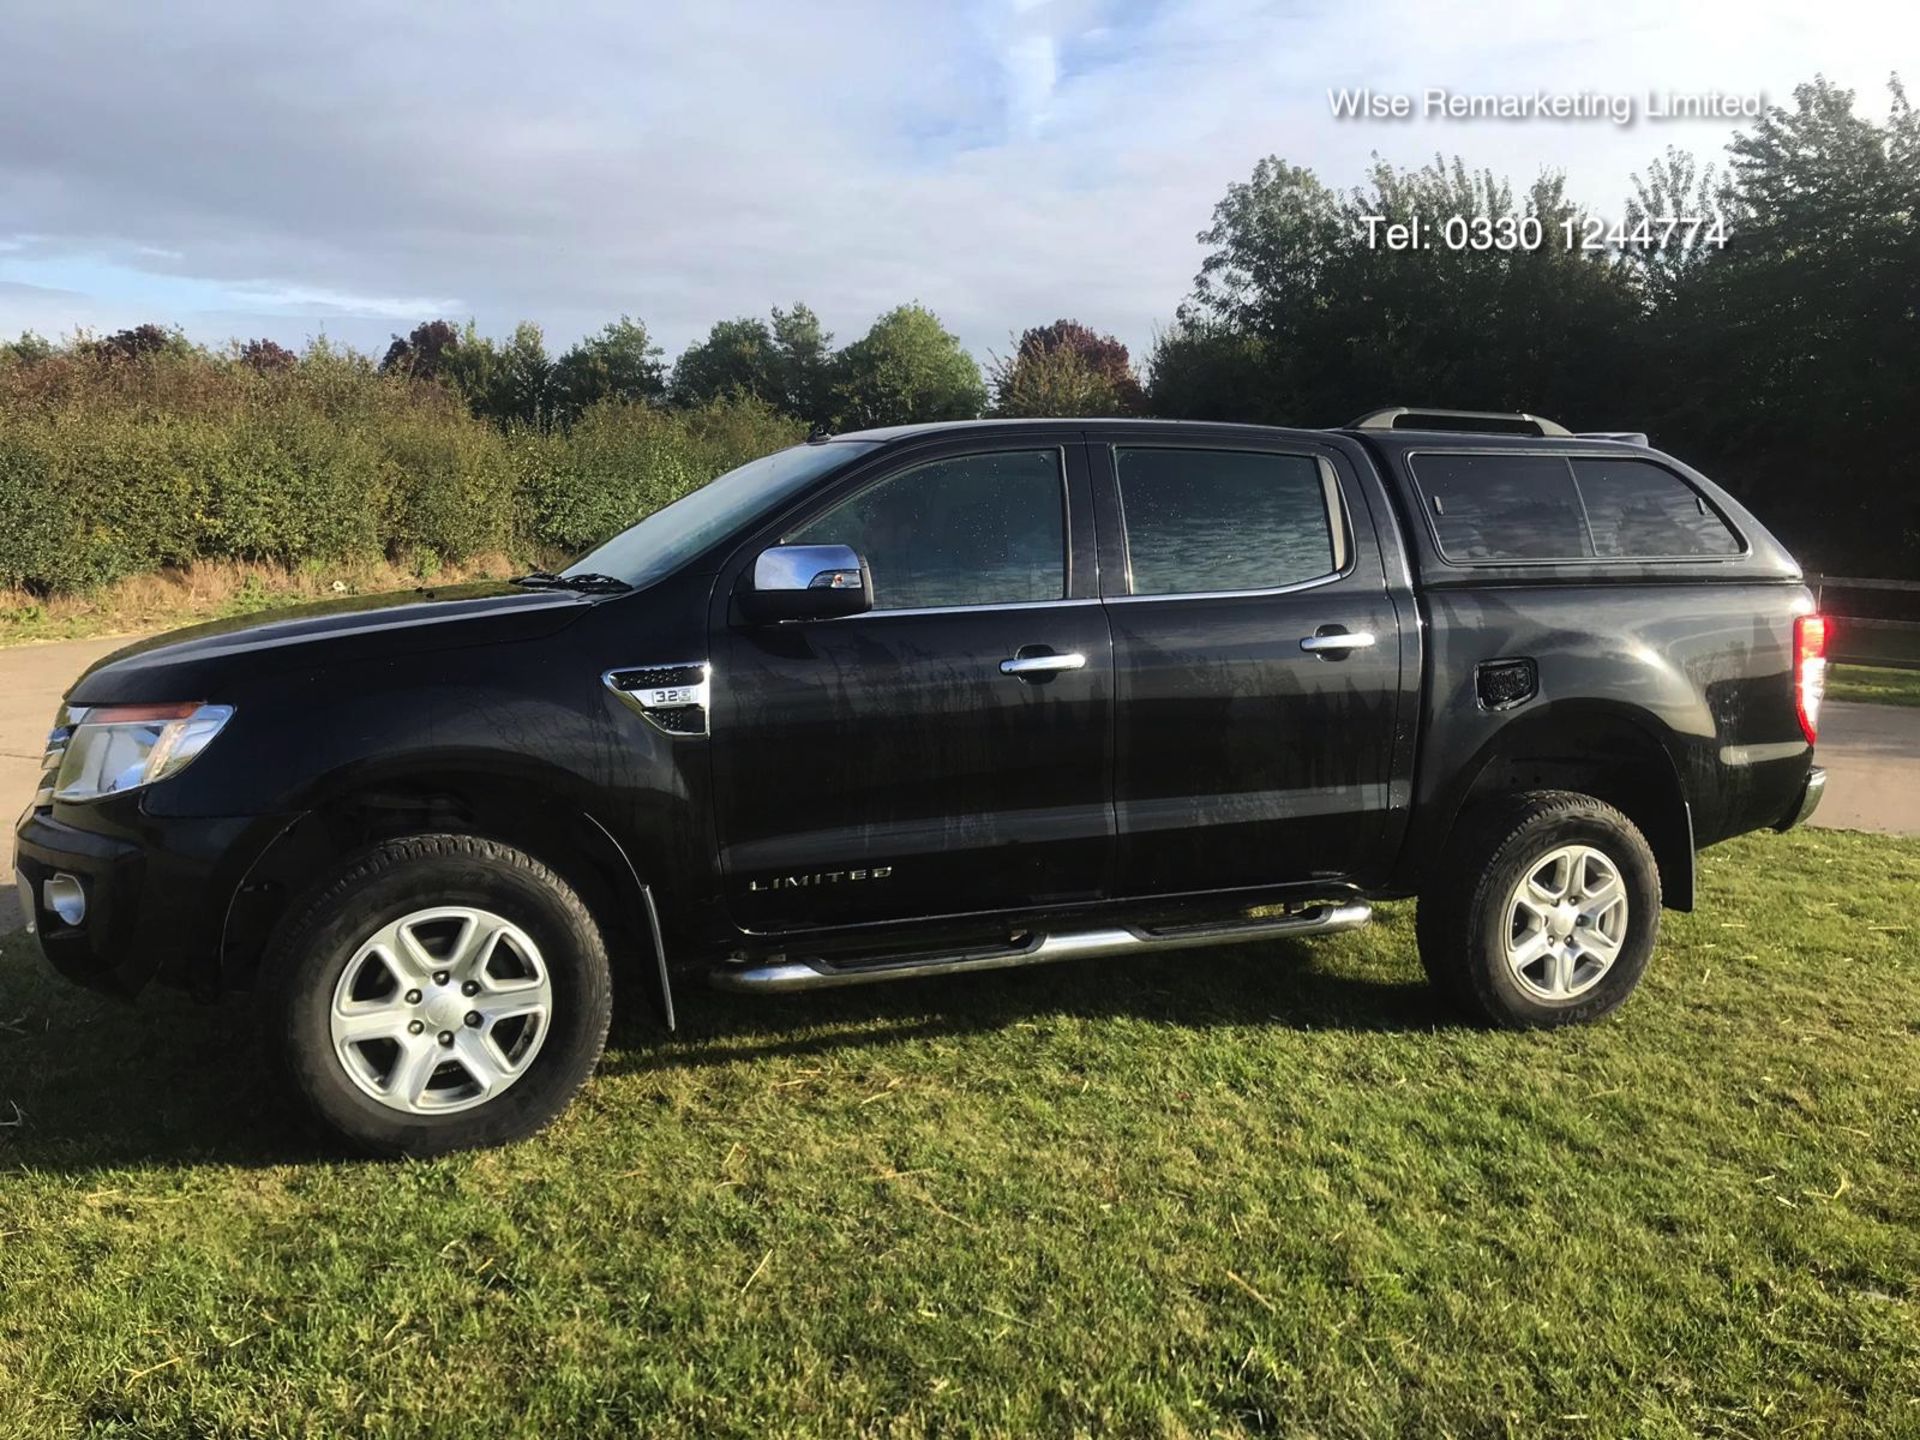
[609,664,706,691]
[605,662,711,738]
[645,705,706,735]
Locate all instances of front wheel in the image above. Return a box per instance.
[1417,790,1661,1028]
[261,834,613,1156]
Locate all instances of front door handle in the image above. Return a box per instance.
[1299,630,1378,655]
[1000,651,1088,676]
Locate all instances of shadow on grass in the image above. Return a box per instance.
[604,940,1441,1077]
[0,936,1442,1174]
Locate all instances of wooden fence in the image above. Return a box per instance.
[1810,576,1920,670]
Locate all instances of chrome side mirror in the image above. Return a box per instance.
[737,543,873,623]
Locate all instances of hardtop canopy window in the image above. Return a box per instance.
[1411,452,1743,563]
[1574,457,1743,558]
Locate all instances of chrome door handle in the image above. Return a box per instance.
[1000,652,1088,676]
[1299,631,1378,654]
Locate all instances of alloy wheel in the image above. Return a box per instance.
[1501,844,1630,1001]
[328,906,553,1114]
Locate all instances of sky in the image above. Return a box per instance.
[2,0,1915,367]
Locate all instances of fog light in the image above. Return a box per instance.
[44,873,86,927]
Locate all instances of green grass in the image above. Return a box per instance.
[1831,664,1920,708]
[3,829,1918,1437]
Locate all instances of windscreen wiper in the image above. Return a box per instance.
[510,571,633,594]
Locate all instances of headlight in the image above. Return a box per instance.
[50,703,234,803]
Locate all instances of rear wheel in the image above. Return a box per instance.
[1417,790,1660,1028]
[261,834,613,1156]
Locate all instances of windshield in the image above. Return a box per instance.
[564,441,878,589]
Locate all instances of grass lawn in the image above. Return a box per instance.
[1830,664,1920,708]
[2,828,1918,1437]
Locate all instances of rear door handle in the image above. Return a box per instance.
[1000,651,1088,676]
[1299,630,1378,654]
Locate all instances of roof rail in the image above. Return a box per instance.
[1576,430,1649,446]
[1347,407,1572,437]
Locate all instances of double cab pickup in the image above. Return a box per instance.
[16,408,1827,1153]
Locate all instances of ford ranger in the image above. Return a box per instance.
[14,409,1828,1154]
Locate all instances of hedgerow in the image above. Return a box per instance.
[0,342,804,594]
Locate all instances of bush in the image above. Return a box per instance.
[0,342,803,594]
[515,395,803,554]
[0,434,77,590]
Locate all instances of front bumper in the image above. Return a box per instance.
[1775,764,1826,832]
[13,801,278,998]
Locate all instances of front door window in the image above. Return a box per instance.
[789,449,1067,610]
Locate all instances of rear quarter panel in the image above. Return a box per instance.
[1410,580,1814,855]
[1352,432,1817,889]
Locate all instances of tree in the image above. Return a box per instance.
[989,319,1143,416]
[551,316,665,419]
[1322,160,1641,421]
[2,332,53,367]
[236,337,298,374]
[489,321,554,429]
[1174,153,1641,426]
[87,323,189,362]
[1170,157,1348,421]
[832,304,986,428]
[990,342,1119,416]
[1638,76,1920,570]
[1622,147,1721,305]
[669,317,780,408]
[378,319,460,380]
[769,302,835,427]
[1160,84,1920,570]
[440,321,552,429]
[1190,159,1347,343]
[384,321,554,429]
[1144,319,1270,421]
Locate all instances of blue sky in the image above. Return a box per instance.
[2,0,1914,366]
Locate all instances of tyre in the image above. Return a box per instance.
[260,834,613,1156]
[1416,790,1661,1028]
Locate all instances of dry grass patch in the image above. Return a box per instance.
[0,552,560,646]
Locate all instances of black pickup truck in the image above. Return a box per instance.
[15,408,1827,1154]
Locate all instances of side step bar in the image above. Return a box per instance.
[708,901,1372,995]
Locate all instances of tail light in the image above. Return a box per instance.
[1793,614,1827,744]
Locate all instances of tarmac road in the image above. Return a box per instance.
[2,634,134,934]
[1,636,1916,935]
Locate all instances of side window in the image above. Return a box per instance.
[1411,453,1591,562]
[1573,458,1742,558]
[788,449,1065,610]
[1116,448,1338,596]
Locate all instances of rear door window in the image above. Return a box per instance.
[1115,448,1339,595]
[1573,457,1742,557]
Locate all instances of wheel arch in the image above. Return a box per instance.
[217,754,674,1022]
[1402,701,1696,911]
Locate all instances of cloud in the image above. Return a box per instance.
[2,0,1916,364]
[224,283,465,320]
